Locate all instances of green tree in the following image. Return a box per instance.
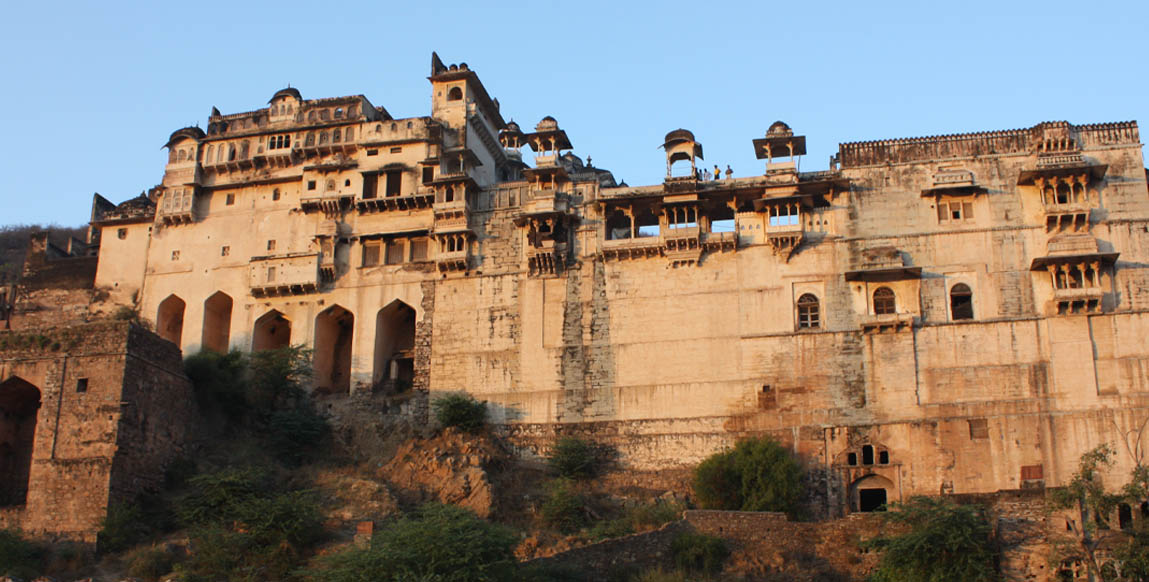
[305,504,518,582]
[865,496,999,582]
[1050,445,1125,582]
[692,436,803,514]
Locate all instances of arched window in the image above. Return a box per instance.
[308,111,316,122]
[326,179,336,191]
[950,283,973,320]
[305,132,315,147]
[176,150,186,162]
[240,141,250,159]
[344,127,353,141]
[797,294,820,329]
[228,145,236,161]
[334,107,344,118]
[873,287,896,315]
[319,131,328,145]
[862,445,874,465]
[447,86,463,101]
[444,186,454,203]
[332,128,341,143]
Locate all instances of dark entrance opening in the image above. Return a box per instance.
[314,305,354,393]
[859,488,887,512]
[374,300,416,392]
[0,377,41,506]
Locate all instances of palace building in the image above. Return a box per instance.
[9,53,1149,521]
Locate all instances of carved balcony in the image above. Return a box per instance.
[663,226,701,266]
[358,192,435,213]
[859,313,915,334]
[600,236,663,260]
[249,253,320,297]
[157,190,198,226]
[301,192,354,214]
[436,249,470,272]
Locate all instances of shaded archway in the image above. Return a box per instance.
[201,292,233,353]
[374,300,417,392]
[850,474,895,513]
[0,377,40,506]
[314,305,354,393]
[253,310,291,352]
[156,295,186,346]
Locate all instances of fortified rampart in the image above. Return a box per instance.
[6,53,1149,527]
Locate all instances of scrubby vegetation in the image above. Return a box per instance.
[0,529,45,579]
[547,436,607,480]
[864,496,999,582]
[671,531,729,575]
[432,392,489,432]
[692,436,803,515]
[306,503,518,582]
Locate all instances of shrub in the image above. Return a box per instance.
[267,407,329,466]
[173,468,322,581]
[0,529,44,578]
[671,531,728,574]
[864,496,999,582]
[184,349,248,419]
[633,569,690,582]
[692,436,803,514]
[306,503,518,582]
[540,479,589,534]
[585,500,684,541]
[432,393,488,432]
[547,437,602,480]
[98,502,152,554]
[125,545,176,580]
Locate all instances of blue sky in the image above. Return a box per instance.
[1,0,1146,226]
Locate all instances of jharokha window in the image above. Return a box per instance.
[797,294,820,329]
[873,287,896,315]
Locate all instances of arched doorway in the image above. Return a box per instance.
[201,292,233,353]
[156,295,186,346]
[374,300,416,392]
[253,310,291,351]
[314,305,354,393]
[0,377,41,506]
[850,474,895,513]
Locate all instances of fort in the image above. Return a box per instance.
[2,53,1148,563]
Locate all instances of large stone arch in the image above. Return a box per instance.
[253,310,292,352]
[373,300,416,391]
[201,291,233,353]
[849,474,895,513]
[314,305,354,393]
[0,376,41,506]
[156,294,186,346]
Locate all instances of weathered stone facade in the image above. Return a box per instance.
[70,54,1149,519]
[0,321,193,541]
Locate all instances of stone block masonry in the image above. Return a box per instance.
[0,321,193,542]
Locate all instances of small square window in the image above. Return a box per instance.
[968,418,989,440]
[307,180,317,191]
[272,189,281,201]
[171,250,180,261]
[221,246,230,257]
[225,193,235,205]
[390,146,402,154]
[75,378,88,393]
[117,228,128,240]
[362,241,381,267]
[267,240,276,252]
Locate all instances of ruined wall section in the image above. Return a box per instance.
[108,324,194,502]
[0,322,192,542]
